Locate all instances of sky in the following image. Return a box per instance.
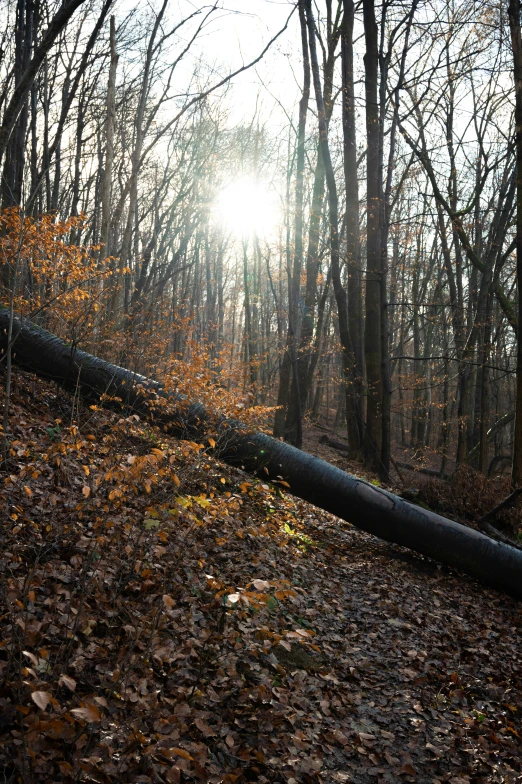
[171,0,302,127]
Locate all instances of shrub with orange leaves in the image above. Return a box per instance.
[163,339,276,433]
[0,208,111,342]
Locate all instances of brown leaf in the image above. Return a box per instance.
[171,747,193,761]
[31,691,51,711]
[70,704,101,723]
[194,718,216,737]
[23,650,39,667]
[59,674,76,692]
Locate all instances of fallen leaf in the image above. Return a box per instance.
[171,747,193,760]
[31,691,51,710]
[59,675,76,691]
[70,704,101,723]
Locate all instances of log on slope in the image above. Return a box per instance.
[1,308,521,599]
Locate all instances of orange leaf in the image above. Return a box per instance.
[208,438,216,449]
[171,748,193,761]
[163,594,175,609]
[70,704,100,723]
[23,486,33,497]
[82,486,90,498]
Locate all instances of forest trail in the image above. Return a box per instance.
[0,369,521,784]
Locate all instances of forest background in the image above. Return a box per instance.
[1,0,522,486]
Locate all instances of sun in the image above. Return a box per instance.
[213,178,280,238]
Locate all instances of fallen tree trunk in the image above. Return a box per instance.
[1,309,522,599]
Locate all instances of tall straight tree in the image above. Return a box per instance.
[509,0,522,486]
[273,2,310,446]
[303,0,357,457]
[2,0,37,207]
[99,14,118,263]
[362,0,383,474]
[285,3,341,442]
[341,0,364,456]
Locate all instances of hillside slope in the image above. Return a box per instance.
[0,368,521,783]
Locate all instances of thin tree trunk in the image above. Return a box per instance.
[509,0,522,486]
[304,0,356,465]
[341,0,364,455]
[362,0,382,473]
[99,15,118,264]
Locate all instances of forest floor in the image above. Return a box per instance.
[0,368,521,784]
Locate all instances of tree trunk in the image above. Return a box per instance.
[2,0,35,209]
[2,307,522,599]
[362,0,382,473]
[283,2,310,448]
[509,0,522,487]
[304,0,356,461]
[341,0,364,456]
[0,0,88,167]
[99,15,118,264]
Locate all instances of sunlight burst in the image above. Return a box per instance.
[213,178,280,238]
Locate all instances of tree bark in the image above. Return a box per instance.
[99,15,118,264]
[509,0,522,487]
[362,0,383,473]
[1,0,36,208]
[0,0,88,166]
[304,0,357,460]
[341,0,364,456]
[2,307,522,600]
